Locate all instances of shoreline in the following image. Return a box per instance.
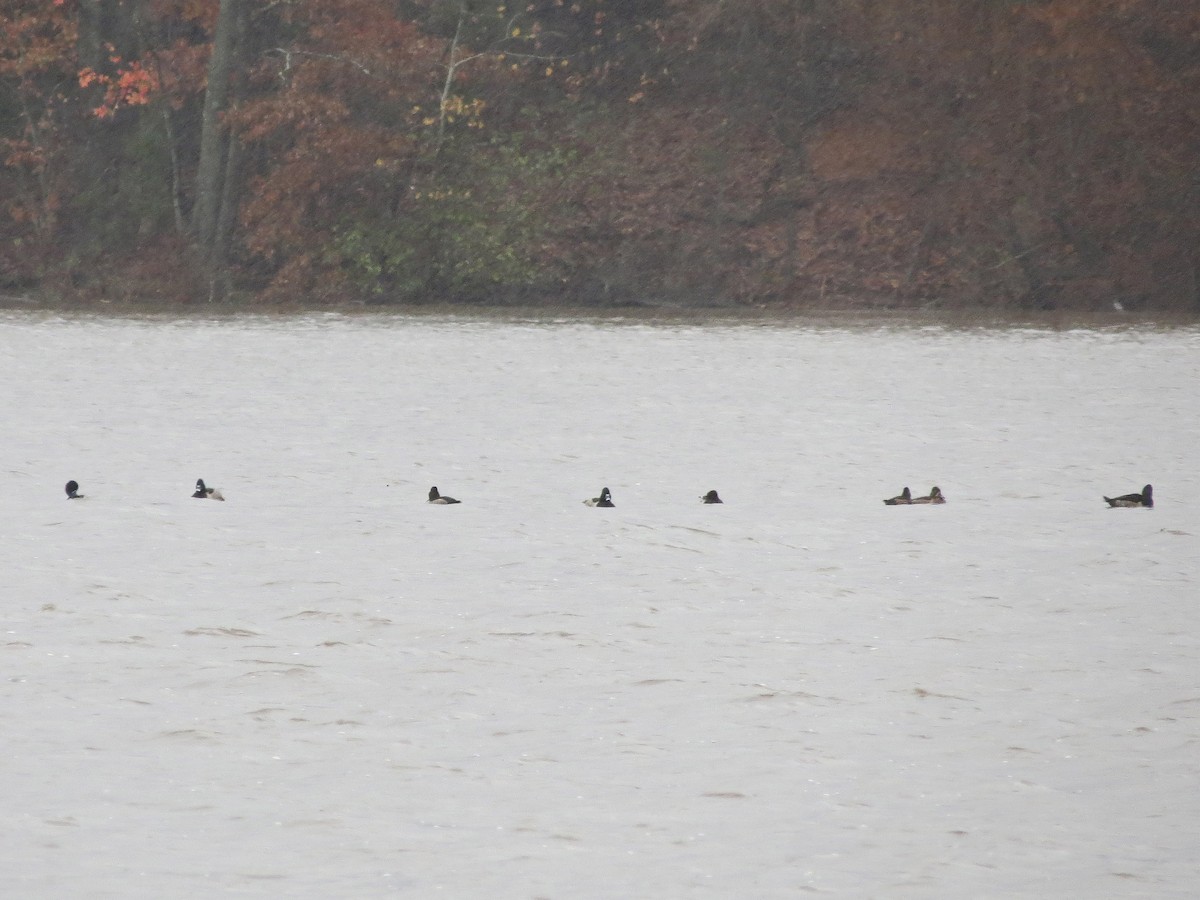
[3,293,1197,331]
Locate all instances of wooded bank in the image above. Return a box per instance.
[3,1,1198,311]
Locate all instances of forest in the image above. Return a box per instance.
[2,0,1198,311]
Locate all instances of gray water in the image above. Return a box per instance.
[3,313,1198,897]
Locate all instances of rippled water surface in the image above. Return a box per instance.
[3,313,1199,897]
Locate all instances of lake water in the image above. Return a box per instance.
[3,311,1198,897]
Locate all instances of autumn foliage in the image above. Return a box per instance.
[0,0,77,242]
[1,0,1198,310]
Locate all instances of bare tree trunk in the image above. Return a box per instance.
[158,107,187,236]
[210,135,244,299]
[434,5,467,159]
[193,0,243,278]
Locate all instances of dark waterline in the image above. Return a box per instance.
[3,300,1198,333]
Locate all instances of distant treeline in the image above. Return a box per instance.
[2,1,1198,311]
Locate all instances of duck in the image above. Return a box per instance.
[883,487,912,505]
[584,487,614,507]
[428,486,460,504]
[192,478,225,501]
[65,480,84,500]
[701,489,723,504]
[1104,484,1153,508]
[910,486,945,505]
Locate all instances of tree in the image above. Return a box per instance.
[0,0,78,264]
[192,0,245,299]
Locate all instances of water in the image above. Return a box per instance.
[3,312,1198,897]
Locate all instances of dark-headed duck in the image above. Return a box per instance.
[701,489,723,504]
[910,486,945,505]
[1104,484,1153,508]
[193,478,225,501]
[65,480,84,500]
[883,487,912,505]
[584,487,614,507]
[428,486,460,504]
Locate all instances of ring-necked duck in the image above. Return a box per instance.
[193,478,225,501]
[584,487,614,507]
[883,487,912,505]
[65,480,84,499]
[428,486,460,504]
[1104,484,1153,508]
[701,490,723,504]
[910,486,945,505]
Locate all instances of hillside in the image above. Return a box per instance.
[2,0,1198,311]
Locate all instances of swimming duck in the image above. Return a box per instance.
[428,486,460,504]
[701,489,723,504]
[584,487,614,507]
[910,486,945,505]
[65,480,84,500]
[1104,484,1153,508]
[192,478,225,501]
[883,487,912,505]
